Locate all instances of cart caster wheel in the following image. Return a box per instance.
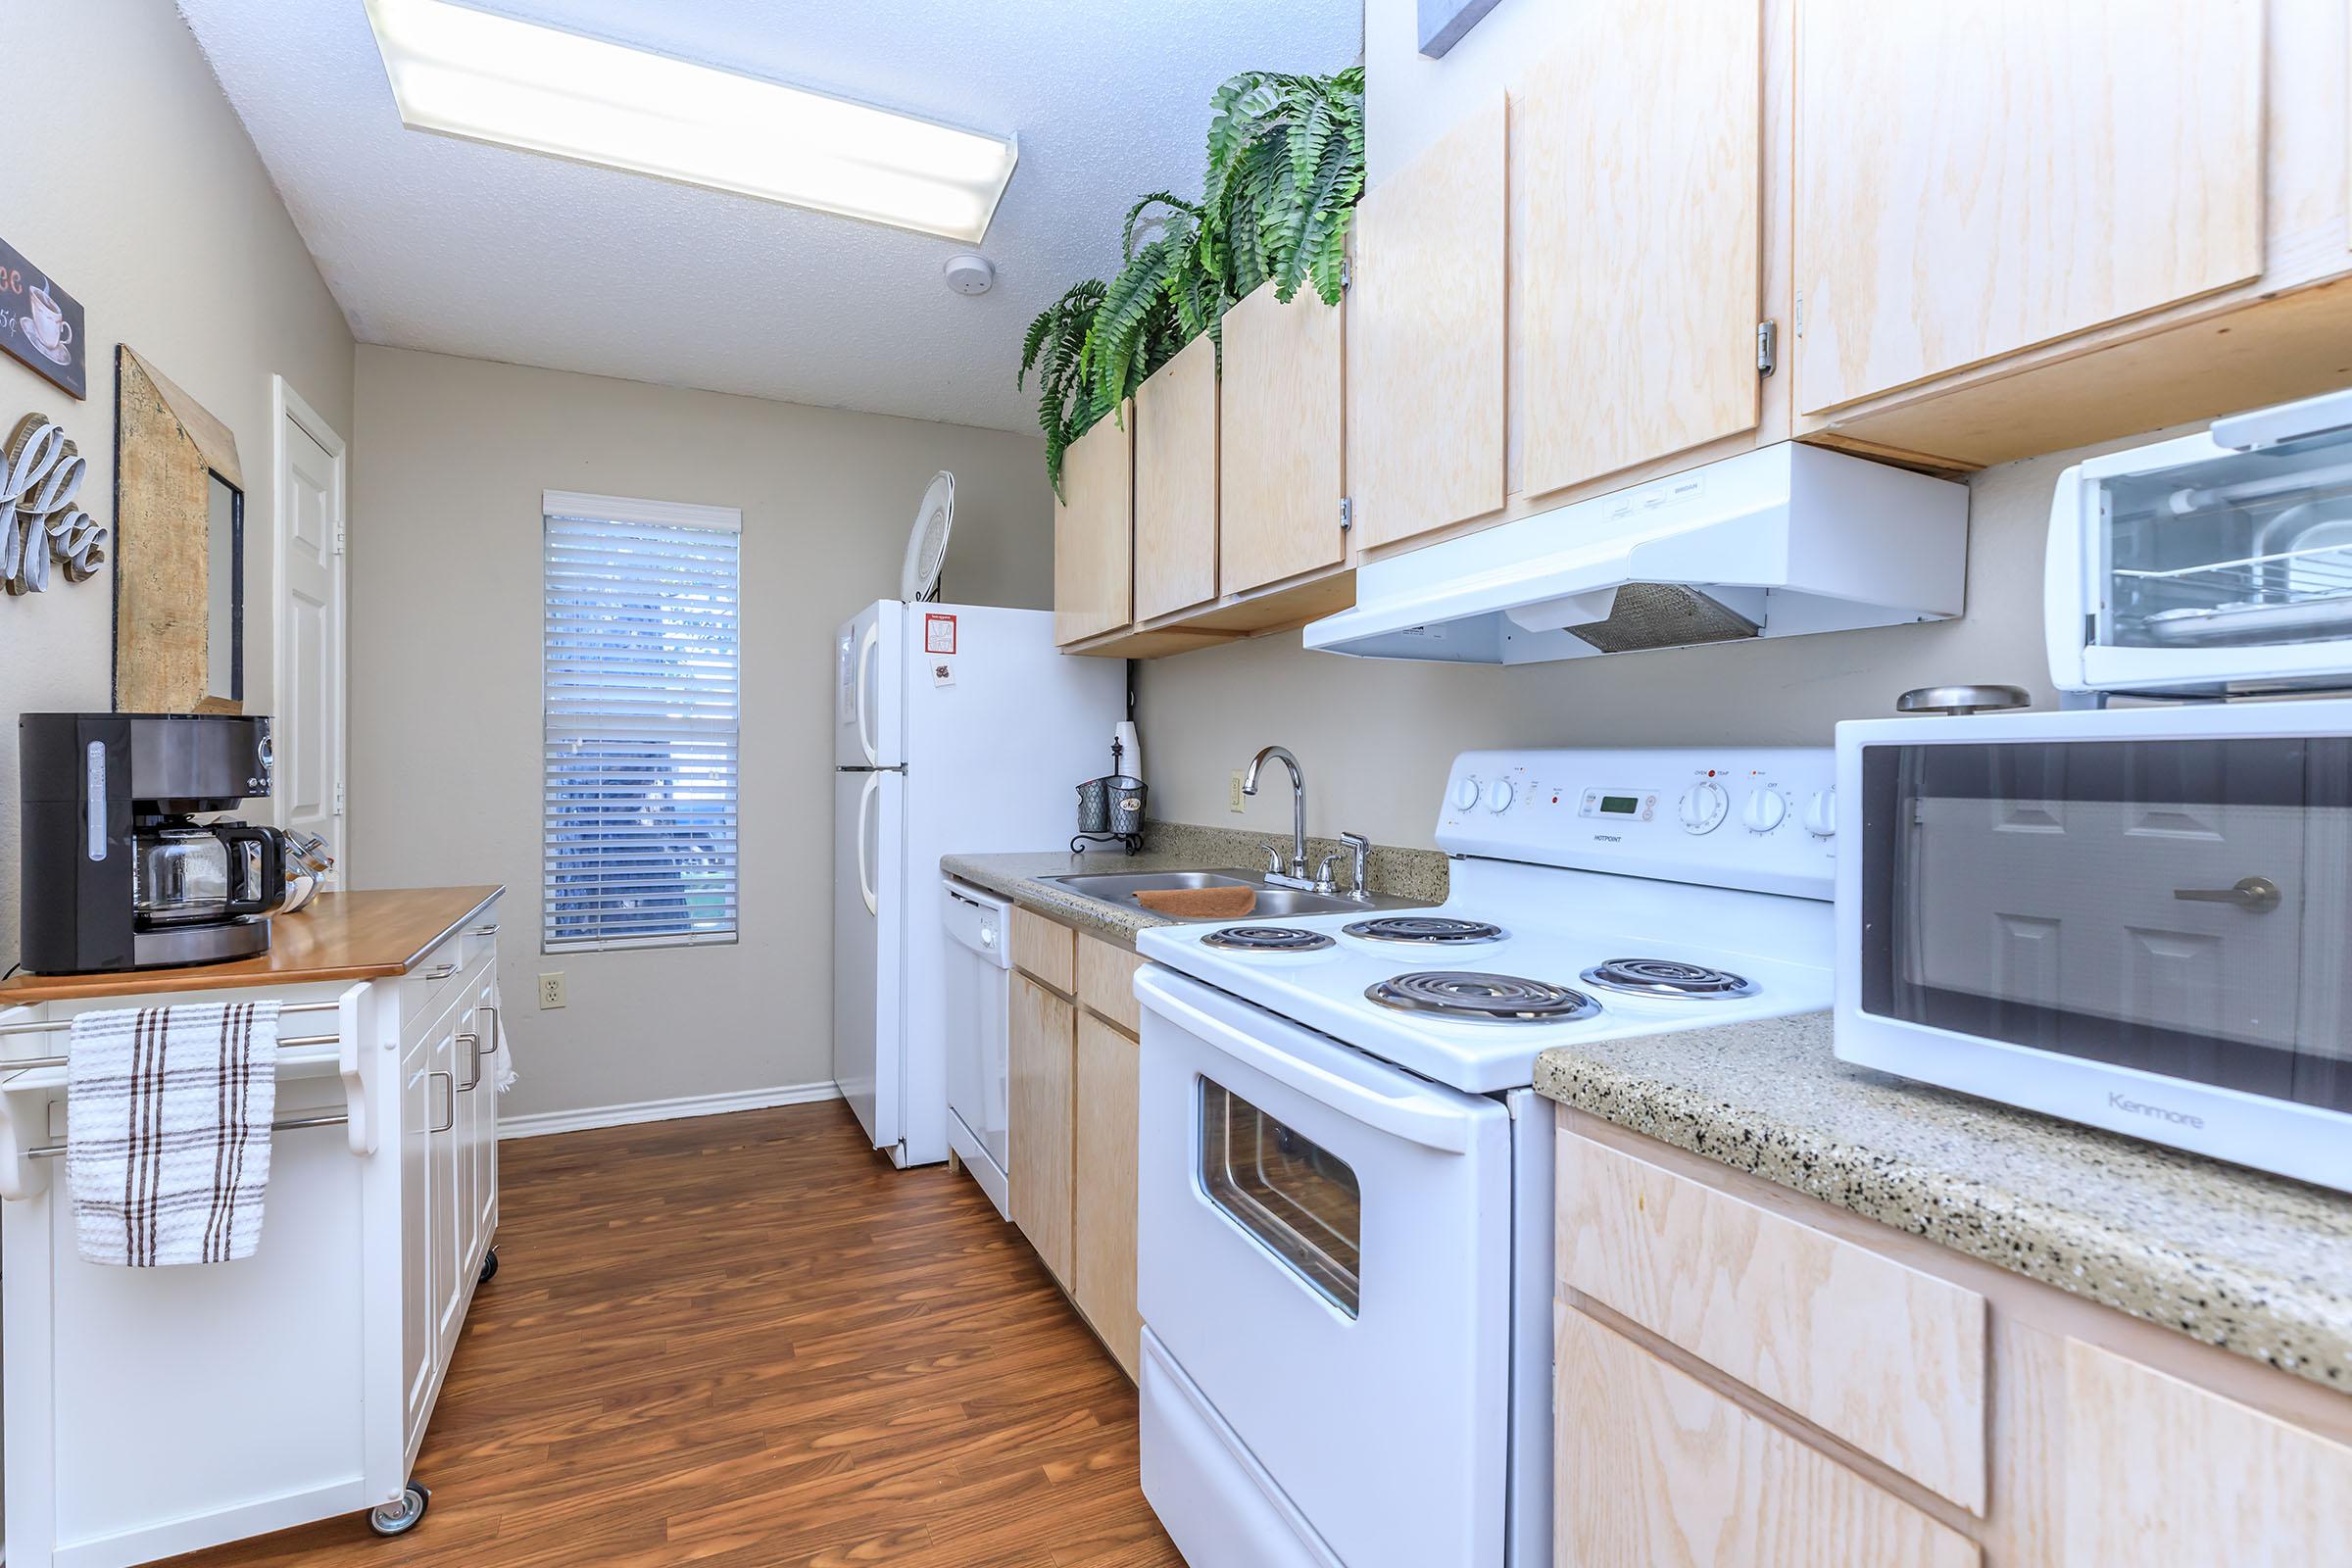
[478,1246,499,1284]
[368,1484,430,1537]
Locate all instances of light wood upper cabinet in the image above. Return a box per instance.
[1562,1135,1989,1514]
[1793,0,2265,417]
[1557,1309,1982,1568]
[1219,281,1347,596]
[1515,0,1764,501]
[1053,412,1134,647]
[1133,333,1220,622]
[2062,1340,2352,1565]
[1073,1013,1142,1380]
[1348,92,1507,552]
[1008,972,1076,1289]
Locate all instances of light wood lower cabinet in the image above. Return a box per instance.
[2063,1341,2352,1565]
[1007,971,1077,1288]
[1557,1112,2352,1567]
[1558,1309,1981,1568]
[1073,1013,1141,1378]
[1004,923,1145,1381]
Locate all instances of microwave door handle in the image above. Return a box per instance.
[1137,970,1475,1154]
[2173,876,2282,913]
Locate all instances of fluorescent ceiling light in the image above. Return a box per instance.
[362,0,1018,243]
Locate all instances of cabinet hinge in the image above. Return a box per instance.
[1793,291,1806,337]
[1756,319,1778,377]
[1340,258,1352,293]
[1339,496,1354,534]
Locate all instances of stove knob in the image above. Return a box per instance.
[1804,788,1838,839]
[1742,787,1788,834]
[1487,778,1516,813]
[1452,777,1481,811]
[1678,780,1729,835]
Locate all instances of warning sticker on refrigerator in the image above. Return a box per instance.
[924,613,957,655]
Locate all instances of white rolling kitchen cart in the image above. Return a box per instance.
[0,892,504,1567]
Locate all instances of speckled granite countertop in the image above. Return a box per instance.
[944,823,1449,947]
[1536,1013,2352,1391]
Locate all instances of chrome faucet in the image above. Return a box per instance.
[1244,745,1319,891]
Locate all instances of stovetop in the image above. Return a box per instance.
[1136,858,1834,1096]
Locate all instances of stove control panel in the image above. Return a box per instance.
[1436,747,1838,900]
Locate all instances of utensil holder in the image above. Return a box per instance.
[1074,774,1146,854]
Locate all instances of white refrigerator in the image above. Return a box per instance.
[833,600,1125,1166]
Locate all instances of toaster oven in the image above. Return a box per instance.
[1835,699,2352,1193]
[2046,387,2352,697]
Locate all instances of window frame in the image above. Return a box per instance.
[540,488,744,955]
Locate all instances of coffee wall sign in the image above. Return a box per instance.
[0,238,85,400]
[1,414,105,595]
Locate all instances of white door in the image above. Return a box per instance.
[273,380,347,878]
[1136,967,1512,1568]
[832,766,905,1152]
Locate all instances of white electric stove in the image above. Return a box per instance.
[1132,747,1838,1568]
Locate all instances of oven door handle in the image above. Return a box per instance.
[1138,968,1475,1154]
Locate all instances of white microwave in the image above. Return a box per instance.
[1835,699,2352,1193]
[2046,387,2352,697]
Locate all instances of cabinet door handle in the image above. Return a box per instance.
[429,1071,455,1133]
[2172,875,2281,912]
[423,961,458,981]
[456,1032,481,1092]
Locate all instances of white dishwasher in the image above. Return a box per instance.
[942,879,1013,1218]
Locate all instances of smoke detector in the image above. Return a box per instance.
[943,253,996,296]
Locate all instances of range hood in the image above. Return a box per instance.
[1305,443,1968,665]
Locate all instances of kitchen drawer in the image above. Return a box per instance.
[1010,906,1076,995]
[1557,1308,1981,1568]
[459,899,503,971]
[1560,1132,1988,1514]
[1077,935,1142,1036]
[401,938,471,1035]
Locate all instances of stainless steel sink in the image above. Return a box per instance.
[1042,869,1413,921]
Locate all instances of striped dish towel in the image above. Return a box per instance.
[68,1001,282,1266]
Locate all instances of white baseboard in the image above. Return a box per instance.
[497,1081,840,1141]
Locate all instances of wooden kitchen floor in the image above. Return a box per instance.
[171,1102,1182,1568]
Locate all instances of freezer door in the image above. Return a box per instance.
[835,601,906,768]
[833,766,905,1152]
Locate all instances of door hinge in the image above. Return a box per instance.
[1339,496,1354,534]
[333,781,346,815]
[1756,319,1778,377]
[333,518,347,557]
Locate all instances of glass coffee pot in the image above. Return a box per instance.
[131,818,290,928]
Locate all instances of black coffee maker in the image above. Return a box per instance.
[20,712,294,973]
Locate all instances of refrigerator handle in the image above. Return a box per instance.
[857,771,882,915]
[855,621,882,766]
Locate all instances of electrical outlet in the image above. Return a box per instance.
[538,972,567,1009]
[1230,770,1245,812]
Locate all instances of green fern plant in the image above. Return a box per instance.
[1200,67,1366,307]
[1018,278,1108,498]
[1087,193,1212,422]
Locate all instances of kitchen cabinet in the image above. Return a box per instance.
[1558,1309,1981,1568]
[1515,0,1764,502]
[0,890,503,1567]
[1789,0,2352,468]
[1795,0,2262,418]
[1556,1112,2352,1567]
[1053,412,1133,647]
[1347,91,1506,551]
[2062,1341,2352,1564]
[1219,279,1348,596]
[1133,331,1220,621]
[1010,904,1076,995]
[1073,1012,1141,1379]
[1008,971,1077,1288]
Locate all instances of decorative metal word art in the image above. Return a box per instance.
[2,414,106,594]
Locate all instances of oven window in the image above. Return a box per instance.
[2094,441,2352,652]
[1859,737,2352,1110]
[1199,1078,1362,1317]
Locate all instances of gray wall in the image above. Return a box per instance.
[348,346,1054,1120]
[0,0,356,968]
[1137,435,2162,851]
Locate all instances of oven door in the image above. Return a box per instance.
[1836,706,2352,1186]
[1136,965,1512,1568]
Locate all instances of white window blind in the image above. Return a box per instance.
[542,492,742,952]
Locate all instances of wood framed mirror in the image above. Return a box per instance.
[114,345,244,713]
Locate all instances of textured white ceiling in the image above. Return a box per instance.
[175,0,1361,433]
